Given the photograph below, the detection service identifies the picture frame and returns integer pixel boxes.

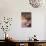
[21,12,32,27]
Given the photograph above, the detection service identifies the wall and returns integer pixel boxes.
[44,15,46,40]
[0,0,46,40]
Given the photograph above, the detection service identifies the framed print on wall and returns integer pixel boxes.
[21,12,32,27]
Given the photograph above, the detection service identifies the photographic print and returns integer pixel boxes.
[21,12,31,27]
